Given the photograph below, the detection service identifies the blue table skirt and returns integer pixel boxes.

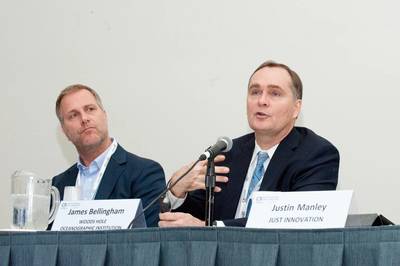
[1,226,399,266]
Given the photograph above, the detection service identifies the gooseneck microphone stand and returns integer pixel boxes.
[205,158,216,226]
[127,159,201,229]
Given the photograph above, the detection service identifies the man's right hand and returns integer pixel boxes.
[169,155,229,198]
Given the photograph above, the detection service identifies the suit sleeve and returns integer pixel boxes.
[132,160,166,227]
[290,142,339,191]
[173,189,207,220]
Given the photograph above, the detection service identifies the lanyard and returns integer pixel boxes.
[75,139,118,200]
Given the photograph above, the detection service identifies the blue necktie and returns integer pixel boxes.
[245,152,269,217]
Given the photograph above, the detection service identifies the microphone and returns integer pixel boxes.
[199,136,233,160]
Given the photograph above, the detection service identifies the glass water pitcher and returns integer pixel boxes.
[11,170,60,230]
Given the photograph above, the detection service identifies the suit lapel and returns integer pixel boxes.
[260,128,301,191]
[219,134,255,217]
[94,145,127,200]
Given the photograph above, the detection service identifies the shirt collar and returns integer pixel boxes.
[253,140,279,160]
[77,138,116,172]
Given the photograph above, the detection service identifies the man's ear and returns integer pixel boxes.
[293,99,302,119]
[60,123,67,136]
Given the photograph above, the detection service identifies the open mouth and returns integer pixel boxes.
[255,112,270,118]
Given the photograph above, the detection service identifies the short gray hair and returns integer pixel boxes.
[55,84,104,122]
[248,60,303,100]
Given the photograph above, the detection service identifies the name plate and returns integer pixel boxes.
[51,199,145,231]
[246,190,353,229]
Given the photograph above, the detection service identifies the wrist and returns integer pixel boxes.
[170,187,186,198]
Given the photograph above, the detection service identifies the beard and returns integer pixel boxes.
[70,129,109,156]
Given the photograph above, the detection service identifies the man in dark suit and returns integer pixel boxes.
[52,84,165,227]
[159,60,339,227]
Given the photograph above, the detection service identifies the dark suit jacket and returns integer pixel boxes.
[176,127,339,226]
[52,144,166,227]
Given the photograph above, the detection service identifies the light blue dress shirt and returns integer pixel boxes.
[76,143,112,200]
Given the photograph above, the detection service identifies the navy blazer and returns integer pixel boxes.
[176,127,339,226]
[52,144,166,227]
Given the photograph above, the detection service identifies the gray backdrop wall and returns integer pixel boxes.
[1,0,399,228]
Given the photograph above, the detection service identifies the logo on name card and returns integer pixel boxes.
[61,202,80,208]
[255,195,279,202]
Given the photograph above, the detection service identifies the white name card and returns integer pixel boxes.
[246,190,353,229]
[51,199,145,231]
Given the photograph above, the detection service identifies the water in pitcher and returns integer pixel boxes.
[12,194,50,230]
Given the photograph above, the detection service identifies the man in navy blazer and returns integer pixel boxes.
[52,84,165,227]
[159,60,339,227]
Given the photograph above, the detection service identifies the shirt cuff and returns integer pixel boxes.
[215,220,225,227]
[166,190,187,210]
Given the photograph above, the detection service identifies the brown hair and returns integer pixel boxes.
[55,84,104,122]
[248,60,303,99]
